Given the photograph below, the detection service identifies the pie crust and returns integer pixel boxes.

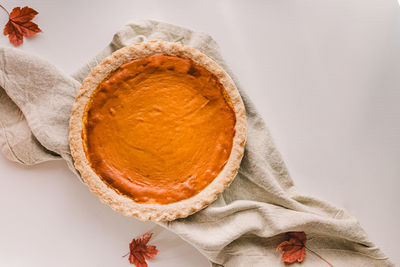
[69,40,246,221]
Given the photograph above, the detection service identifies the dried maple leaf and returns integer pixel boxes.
[277,232,307,263]
[3,6,42,46]
[124,232,158,267]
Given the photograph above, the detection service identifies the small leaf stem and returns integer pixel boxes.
[0,4,9,16]
[305,246,334,267]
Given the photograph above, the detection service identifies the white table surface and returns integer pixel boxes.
[1,0,399,266]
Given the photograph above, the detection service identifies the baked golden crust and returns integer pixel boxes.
[69,40,246,221]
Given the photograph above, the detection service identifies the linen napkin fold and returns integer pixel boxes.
[0,20,393,266]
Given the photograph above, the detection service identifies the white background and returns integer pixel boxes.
[0,0,399,266]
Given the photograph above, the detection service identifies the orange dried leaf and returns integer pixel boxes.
[277,232,306,263]
[124,232,158,267]
[3,6,41,46]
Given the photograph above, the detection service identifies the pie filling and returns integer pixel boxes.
[82,55,236,204]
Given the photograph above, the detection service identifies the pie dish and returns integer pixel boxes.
[69,40,246,221]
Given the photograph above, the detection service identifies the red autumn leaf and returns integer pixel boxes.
[277,232,307,263]
[3,6,41,46]
[124,232,158,267]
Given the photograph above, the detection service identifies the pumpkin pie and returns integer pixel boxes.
[69,40,246,221]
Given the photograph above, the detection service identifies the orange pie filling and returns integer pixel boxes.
[82,55,236,204]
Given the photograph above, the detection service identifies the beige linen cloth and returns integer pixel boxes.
[0,20,393,266]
